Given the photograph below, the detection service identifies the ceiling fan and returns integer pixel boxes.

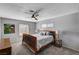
[24,8,42,20]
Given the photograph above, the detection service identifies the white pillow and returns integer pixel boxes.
[46,32,49,35]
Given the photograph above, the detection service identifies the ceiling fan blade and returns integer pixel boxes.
[36,8,43,13]
[24,11,33,14]
[35,14,39,17]
[29,10,35,12]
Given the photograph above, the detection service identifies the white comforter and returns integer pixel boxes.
[32,34,53,50]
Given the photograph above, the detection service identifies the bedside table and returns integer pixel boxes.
[55,40,62,47]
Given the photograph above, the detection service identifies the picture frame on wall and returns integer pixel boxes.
[4,24,15,34]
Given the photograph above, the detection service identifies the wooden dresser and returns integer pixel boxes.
[0,38,12,55]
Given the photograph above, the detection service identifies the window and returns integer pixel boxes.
[19,24,29,36]
[41,23,54,29]
[47,23,54,27]
[42,24,47,28]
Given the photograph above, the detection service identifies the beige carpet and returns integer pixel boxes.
[12,42,79,55]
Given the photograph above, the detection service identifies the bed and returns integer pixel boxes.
[22,30,57,54]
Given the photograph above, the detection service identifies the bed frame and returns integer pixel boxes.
[22,30,58,54]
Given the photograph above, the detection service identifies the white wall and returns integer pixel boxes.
[1,18,36,43]
[75,13,79,31]
[53,13,78,32]
[37,12,79,51]
[0,18,1,40]
[37,12,79,32]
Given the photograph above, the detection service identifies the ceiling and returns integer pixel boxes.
[0,3,79,22]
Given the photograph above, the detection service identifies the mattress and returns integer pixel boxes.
[32,34,53,50]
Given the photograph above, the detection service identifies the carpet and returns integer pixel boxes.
[12,42,79,55]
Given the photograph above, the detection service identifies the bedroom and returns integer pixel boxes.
[0,3,79,55]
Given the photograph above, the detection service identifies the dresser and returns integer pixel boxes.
[0,38,12,55]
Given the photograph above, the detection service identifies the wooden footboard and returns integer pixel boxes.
[22,34,37,53]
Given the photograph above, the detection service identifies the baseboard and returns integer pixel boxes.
[62,45,79,53]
